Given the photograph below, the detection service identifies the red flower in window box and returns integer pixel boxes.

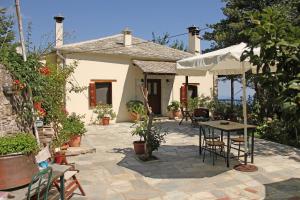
[39,66,51,76]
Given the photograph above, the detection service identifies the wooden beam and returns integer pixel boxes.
[90,79,117,82]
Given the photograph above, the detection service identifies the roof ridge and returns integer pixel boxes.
[59,34,123,48]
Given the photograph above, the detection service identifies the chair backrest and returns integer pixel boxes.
[27,167,53,200]
[194,108,209,118]
[201,125,216,141]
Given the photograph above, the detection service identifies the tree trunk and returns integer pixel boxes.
[140,86,153,159]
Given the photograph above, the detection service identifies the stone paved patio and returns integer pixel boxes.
[70,121,300,200]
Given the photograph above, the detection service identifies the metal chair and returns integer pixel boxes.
[230,133,249,159]
[202,126,226,165]
[26,167,53,200]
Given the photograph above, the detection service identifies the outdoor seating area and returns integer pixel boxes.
[63,122,300,200]
[1,1,299,199]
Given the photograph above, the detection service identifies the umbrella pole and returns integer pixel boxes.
[242,62,248,165]
[234,62,257,172]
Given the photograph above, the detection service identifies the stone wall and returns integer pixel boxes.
[0,64,20,136]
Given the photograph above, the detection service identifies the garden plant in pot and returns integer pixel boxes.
[167,101,181,119]
[126,100,145,121]
[93,104,116,125]
[61,113,87,147]
[131,120,147,154]
[0,133,39,190]
[52,133,69,164]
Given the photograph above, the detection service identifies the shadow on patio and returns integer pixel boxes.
[264,178,300,199]
[111,145,240,179]
[155,120,199,138]
[254,139,300,162]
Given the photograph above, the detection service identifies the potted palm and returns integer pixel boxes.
[126,100,145,121]
[167,101,181,119]
[61,113,86,147]
[0,133,39,190]
[93,104,116,125]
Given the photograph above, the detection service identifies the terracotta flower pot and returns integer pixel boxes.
[129,112,140,121]
[133,141,145,155]
[102,117,110,125]
[168,111,175,119]
[173,110,181,118]
[0,154,39,190]
[69,135,81,147]
[54,152,66,164]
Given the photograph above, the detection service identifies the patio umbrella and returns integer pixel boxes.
[177,42,260,166]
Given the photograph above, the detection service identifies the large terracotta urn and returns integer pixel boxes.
[0,154,39,190]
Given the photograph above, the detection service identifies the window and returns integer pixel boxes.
[89,80,115,107]
[188,85,198,98]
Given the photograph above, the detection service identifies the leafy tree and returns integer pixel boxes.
[242,6,300,146]
[0,8,14,47]
[152,32,186,51]
[203,0,298,51]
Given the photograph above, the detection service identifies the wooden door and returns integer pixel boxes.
[147,79,161,114]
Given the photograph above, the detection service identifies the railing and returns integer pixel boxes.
[218,99,242,105]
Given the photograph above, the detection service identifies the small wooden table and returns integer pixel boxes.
[198,120,256,167]
[4,164,71,200]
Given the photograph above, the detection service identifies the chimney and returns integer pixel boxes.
[122,27,132,47]
[187,25,200,55]
[54,15,64,47]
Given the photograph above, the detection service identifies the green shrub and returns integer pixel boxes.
[61,113,86,138]
[131,120,147,141]
[0,133,39,155]
[126,100,145,115]
[167,101,180,111]
[93,104,116,120]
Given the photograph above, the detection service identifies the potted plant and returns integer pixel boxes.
[131,120,147,154]
[93,104,116,125]
[61,113,86,147]
[167,101,181,119]
[52,133,69,164]
[126,100,145,121]
[0,133,39,190]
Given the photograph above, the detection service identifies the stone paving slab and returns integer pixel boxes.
[69,121,300,200]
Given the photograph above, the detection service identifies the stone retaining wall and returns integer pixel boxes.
[0,64,20,136]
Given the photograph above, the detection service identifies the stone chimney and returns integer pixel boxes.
[122,27,132,47]
[187,25,200,55]
[54,15,64,47]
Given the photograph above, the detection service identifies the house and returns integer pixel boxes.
[50,16,215,123]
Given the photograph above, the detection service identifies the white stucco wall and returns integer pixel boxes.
[65,53,140,123]
[64,53,214,123]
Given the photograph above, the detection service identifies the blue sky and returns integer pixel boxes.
[1,0,253,99]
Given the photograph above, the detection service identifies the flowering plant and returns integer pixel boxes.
[39,66,51,76]
[13,79,26,91]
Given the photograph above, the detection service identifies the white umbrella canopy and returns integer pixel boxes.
[176,42,260,165]
[177,42,260,76]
